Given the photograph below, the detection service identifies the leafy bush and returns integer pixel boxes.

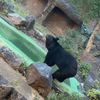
[47,90,67,100]
[58,29,84,59]
[92,79,100,89]
[78,61,92,79]
[47,90,84,100]
[87,88,100,100]
[69,0,100,22]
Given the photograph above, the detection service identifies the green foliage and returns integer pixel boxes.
[0,0,7,16]
[4,0,29,17]
[66,93,84,100]
[69,0,100,23]
[78,61,92,79]
[87,88,100,100]
[0,9,8,16]
[47,90,84,100]
[47,92,67,100]
[0,0,4,4]
[92,79,100,89]
[58,29,84,59]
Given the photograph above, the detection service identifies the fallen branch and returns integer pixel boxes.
[85,18,100,52]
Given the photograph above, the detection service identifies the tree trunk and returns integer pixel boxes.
[85,18,100,52]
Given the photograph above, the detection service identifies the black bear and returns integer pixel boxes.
[44,35,77,82]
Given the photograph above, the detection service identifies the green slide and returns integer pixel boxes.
[0,18,83,97]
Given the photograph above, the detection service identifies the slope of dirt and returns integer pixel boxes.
[23,0,48,17]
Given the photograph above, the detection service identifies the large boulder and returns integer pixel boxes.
[0,0,5,11]
[10,89,27,100]
[83,71,100,100]
[56,0,82,26]
[0,46,22,69]
[7,13,36,31]
[0,75,12,99]
[84,71,100,91]
[25,15,36,31]
[80,52,100,78]
[26,62,52,97]
[0,15,12,25]
[0,57,44,100]
[0,75,27,100]
[34,29,46,42]
[7,13,26,25]
[94,33,100,51]
[3,2,14,11]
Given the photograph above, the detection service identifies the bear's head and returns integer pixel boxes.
[46,35,59,50]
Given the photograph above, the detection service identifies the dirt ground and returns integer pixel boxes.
[23,0,48,17]
[23,1,78,36]
[43,7,78,35]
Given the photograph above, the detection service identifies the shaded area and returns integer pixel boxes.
[42,7,78,35]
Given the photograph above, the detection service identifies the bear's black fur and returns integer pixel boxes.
[44,35,77,82]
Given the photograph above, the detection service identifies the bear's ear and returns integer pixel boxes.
[56,37,59,41]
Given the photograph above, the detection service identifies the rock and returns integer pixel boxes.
[0,75,13,99]
[80,24,91,37]
[90,45,98,52]
[0,46,22,69]
[4,2,14,10]
[75,72,84,83]
[84,71,100,91]
[25,15,36,31]
[0,75,27,100]
[0,0,5,11]
[0,75,32,100]
[0,15,12,25]
[95,34,100,40]
[7,13,36,31]
[78,35,87,46]
[84,71,100,100]
[11,89,27,100]
[0,57,44,100]
[80,52,100,78]
[34,29,46,42]
[94,34,100,50]
[77,83,83,91]
[26,62,52,97]
[56,0,82,26]
[87,20,97,31]
[7,13,26,25]
[90,45,100,57]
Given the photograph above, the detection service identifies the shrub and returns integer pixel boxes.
[59,29,84,59]
[87,88,100,100]
[69,0,100,23]
[47,91,84,100]
[78,61,92,79]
